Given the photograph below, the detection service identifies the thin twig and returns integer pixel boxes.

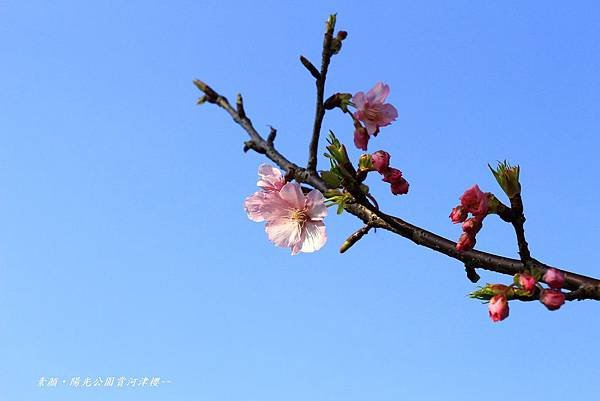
[509,194,532,263]
[306,14,336,173]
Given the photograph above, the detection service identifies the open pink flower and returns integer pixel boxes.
[460,185,488,216]
[244,164,286,222]
[488,295,509,322]
[244,165,327,255]
[264,183,327,255]
[352,82,398,138]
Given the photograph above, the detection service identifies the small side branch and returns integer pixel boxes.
[464,262,480,283]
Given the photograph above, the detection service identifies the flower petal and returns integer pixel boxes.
[244,191,267,222]
[367,82,390,104]
[380,103,398,123]
[306,190,327,220]
[265,218,302,249]
[299,221,327,253]
[257,164,284,191]
[278,182,305,210]
[352,92,366,109]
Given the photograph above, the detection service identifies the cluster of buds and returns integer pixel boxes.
[471,268,567,322]
[369,150,409,195]
[540,268,566,310]
[449,185,490,252]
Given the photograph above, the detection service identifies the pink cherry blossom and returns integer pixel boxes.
[488,295,509,322]
[540,289,566,311]
[449,206,468,223]
[460,185,489,217]
[264,182,327,255]
[352,82,398,138]
[244,165,327,255]
[256,164,285,192]
[543,268,565,289]
[371,150,390,173]
[518,272,537,293]
[244,164,286,222]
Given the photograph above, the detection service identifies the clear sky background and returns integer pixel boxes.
[1,1,600,400]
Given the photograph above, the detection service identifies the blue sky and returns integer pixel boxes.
[1,1,600,400]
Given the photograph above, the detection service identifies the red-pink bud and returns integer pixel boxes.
[460,184,489,217]
[353,126,369,151]
[390,178,409,195]
[371,150,391,173]
[382,167,403,183]
[456,233,476,252]
[449,206,468,223]
[543,268,565,289]
[540,289,565,311]
[461,217,483,235]
[518,272,537,293]
[488,295,509,322]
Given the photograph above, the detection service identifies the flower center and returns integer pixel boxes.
[290,208,309,225]
[365,107,379,121]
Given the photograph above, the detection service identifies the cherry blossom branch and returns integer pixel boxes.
[305,14,338,173]
[193,79,600,301]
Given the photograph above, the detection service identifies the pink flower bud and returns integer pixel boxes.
[449,206,468,223]
[371,150,390,173]
[382,167,402,183]
[459,184,489,217]
[461,217,483,235]
[540,289,566,311]
[518,272,537,293]
[543,268,565,289]
[353,126,369,151]
[456,233,476,252]
[390,178,409,195]
[488,295,509,322]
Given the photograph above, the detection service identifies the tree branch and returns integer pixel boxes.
[193,80,600,302]
[306,14,336,173]
[509,193,532,263]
